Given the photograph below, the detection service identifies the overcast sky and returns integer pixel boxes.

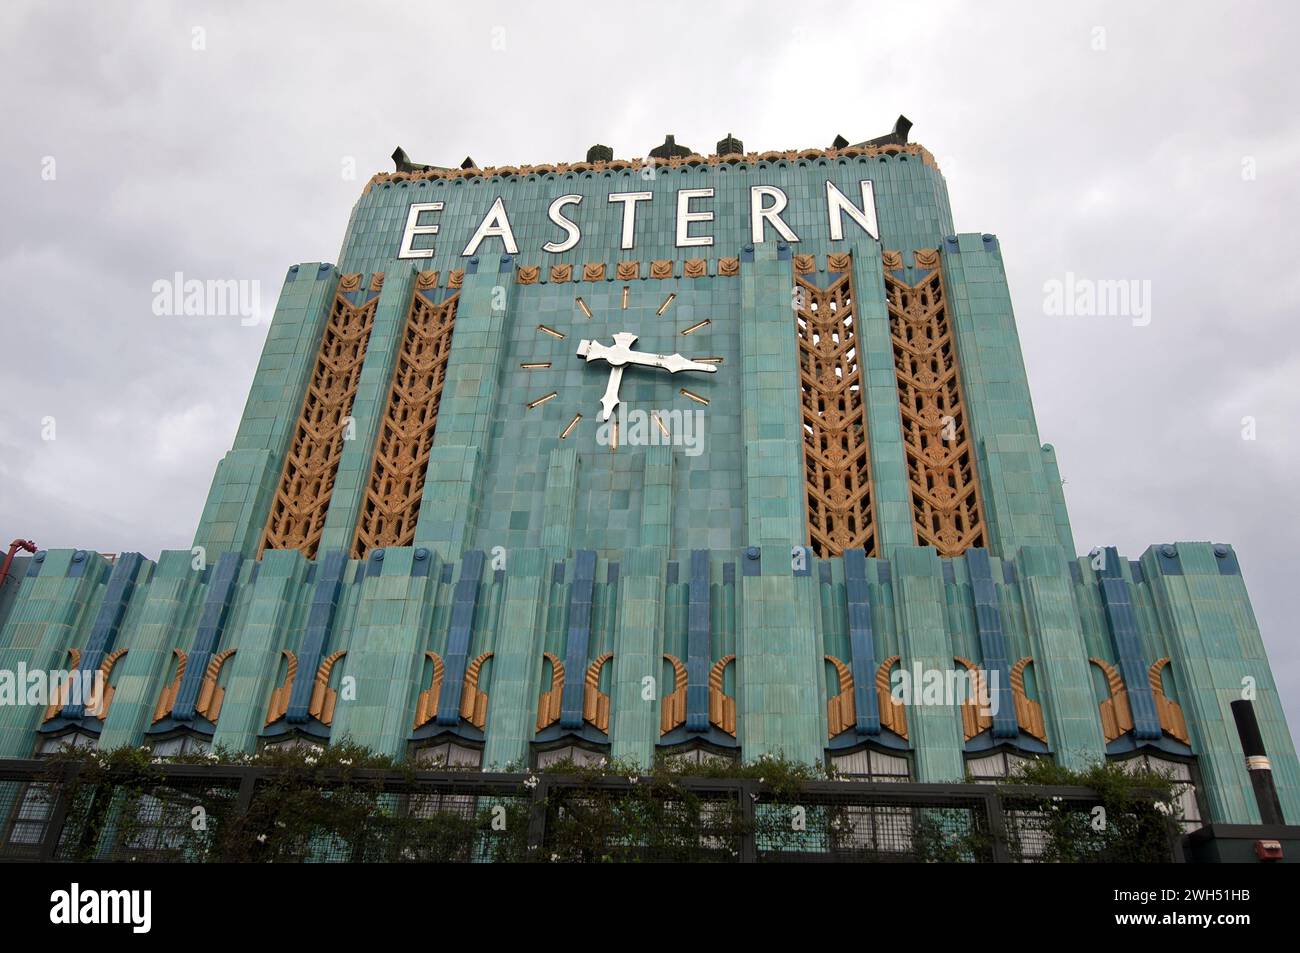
[2,1,1297,737]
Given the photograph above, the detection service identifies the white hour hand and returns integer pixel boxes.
[599,366,624,421]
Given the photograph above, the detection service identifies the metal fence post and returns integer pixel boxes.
[985,791,1013,863]
[233,768,258,815]
[739,779,757,863]
[37,761,81,862]
[217,768,260,862]
[526,775,549,859]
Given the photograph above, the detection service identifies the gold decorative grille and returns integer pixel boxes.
[260,279,377,558]
[351,285,460,557]
[885,251,985,555]
[795,269,876,557]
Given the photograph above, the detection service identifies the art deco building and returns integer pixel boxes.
[1,120,1295,832]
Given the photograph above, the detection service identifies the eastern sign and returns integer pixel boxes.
[397,179,880,259]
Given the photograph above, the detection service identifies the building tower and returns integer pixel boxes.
[1,120,1295,829]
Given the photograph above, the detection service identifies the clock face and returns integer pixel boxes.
[476,277,742,554]
[518,283,724,449]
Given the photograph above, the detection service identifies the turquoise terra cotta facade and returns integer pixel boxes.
[0,133,1295,828]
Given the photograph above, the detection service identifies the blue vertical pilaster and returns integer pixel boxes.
[61,553,145,720]
[559,550,597,729]
[1098,547,1161,740]
[686,550,711,732]
[966,548,1018,739]
[172,552,243,721]
[843,549,880,736]
[285,550,349,724]
[435,549,486,726]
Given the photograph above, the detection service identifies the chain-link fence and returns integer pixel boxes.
[0,761,1178,863]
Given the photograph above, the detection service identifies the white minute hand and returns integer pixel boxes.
[595,334,717,374]
[578,334,718,374]
[618,349,717,374]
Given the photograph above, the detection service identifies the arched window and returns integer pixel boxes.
[965,750,1040,782]
[4,782,55,852]
[36,730,98,755]
[4,732,99,853]
[533,743,607,770]
[824,748,915,855]
[830,747,911,781]
[259,736,324,756]
[150,733,210,758]
[408,742,485,834]
[965,750,1053,858]
[662,743,740,769]
[1115,753,1203,831]
[412,740,482,770]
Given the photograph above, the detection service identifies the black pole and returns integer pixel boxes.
[1230,700,1285,825]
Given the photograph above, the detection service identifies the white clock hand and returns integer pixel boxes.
[618,349,717,374]
[577,335,634,365]
[577,335,717,374]
[599,366,624,421]
[578,331,717,421]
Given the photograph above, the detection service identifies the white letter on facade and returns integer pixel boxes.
[676,188,714,248]
[608,192,653,250]
[750,186,799,243]
[398,202,443,259]
[462,196,520,256]
[543,194,583,253]
[826,179,879,241]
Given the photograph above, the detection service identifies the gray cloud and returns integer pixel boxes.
[2,0,1297,736]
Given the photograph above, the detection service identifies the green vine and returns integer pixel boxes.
[31,743,1179,862]
[995,759,1182,862]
